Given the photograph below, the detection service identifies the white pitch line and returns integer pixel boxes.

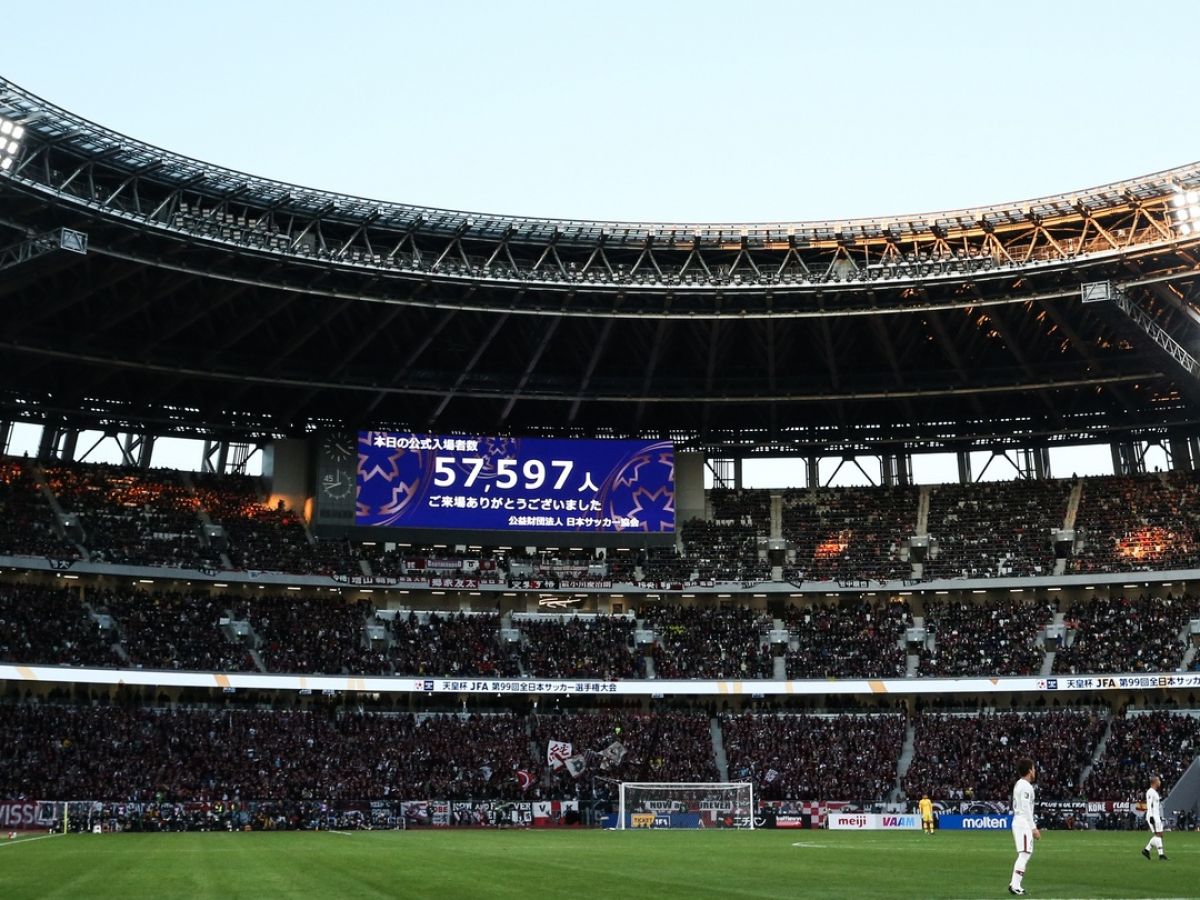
[0,833,62,849]
[330,830,354,836]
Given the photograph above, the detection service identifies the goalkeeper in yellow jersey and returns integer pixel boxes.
[919,794,934,834]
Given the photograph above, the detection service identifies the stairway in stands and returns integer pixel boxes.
[710,718,730,782]
[890,718,918,802]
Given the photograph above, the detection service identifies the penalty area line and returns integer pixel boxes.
[330,831,354,836]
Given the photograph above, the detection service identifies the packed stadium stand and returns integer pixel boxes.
[782,600,909,679]
[781,486,916,582]
[722,712,905,802]
[902,709,1109,801]
[924,480,1070,579]
[5,72,1200,836]
[918,597,1051,677]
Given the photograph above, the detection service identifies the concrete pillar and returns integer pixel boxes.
[59,429,79,463]
[1169,437,1193,472]
[733,457,744,490]
[956,450,972,485]
[37,424,60,461]
[674,451,707,525]
[806,455,819,490]
[262,439,312,515]
[138,434,156,469]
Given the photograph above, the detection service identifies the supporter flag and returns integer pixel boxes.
[547,740,573,770]
[565,755,587,779]
[765,768,779,784]
[480,765,493,782]
[516,770,534,792]
[600,740,626,768]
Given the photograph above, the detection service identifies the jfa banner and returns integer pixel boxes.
[356,432,674,534]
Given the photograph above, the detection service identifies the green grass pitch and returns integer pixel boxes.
[0,829,1194,899]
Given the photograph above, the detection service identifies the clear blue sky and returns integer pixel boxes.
[2,1,1192,482]
[7,0,1198,223]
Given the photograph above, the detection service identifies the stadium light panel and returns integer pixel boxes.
[0,115,22,172]
[1170,188,1200,234]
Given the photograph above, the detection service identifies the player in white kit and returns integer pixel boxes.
[1009,757,1040,896]
[1141,775,1168,861]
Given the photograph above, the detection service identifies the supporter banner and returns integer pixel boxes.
[828,813,921,830]
[331,574,401,586]
[937,814,1013,831]
[429,577,479,589]
[0,801,56,828]
[356,432,675,534]
[4,664,1200,696]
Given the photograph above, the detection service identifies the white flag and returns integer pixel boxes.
[765,768,779,784]
[565,755,587,778]
[547,740,573,770]
[600,740,626,767]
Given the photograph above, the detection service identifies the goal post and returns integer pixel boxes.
[617,782,755,830]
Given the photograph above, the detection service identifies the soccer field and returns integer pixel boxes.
[0,829,1194,899]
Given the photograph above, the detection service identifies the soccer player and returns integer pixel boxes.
[1142,775,1168,861]
[1009,757,1040,896]
[918,793,934,835]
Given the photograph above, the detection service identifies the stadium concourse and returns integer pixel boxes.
[4,74,1200,841]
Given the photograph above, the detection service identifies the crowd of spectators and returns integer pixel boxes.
[95,590,254,672]
[1055,594,1197,674]
[902,710,1107,801]
[532,710,718,794]
[13,459,1200,584]
[193,473,353,575]
[1085,711,1200,800]
[925,479,1069,579]
[781,486,916,582]
[783,600,908,679]
[237,595,385,675]
[2,698,1197,808]
[1072,473,1200,573]
[0,704,538,802]
[516,615,641,679]
[644,606,774,679]
[722,713,905,801]
[708,489,771,532]
[679,519,766,582]
[388,612,520,678]
[918,597,1051,677]
[0,460,77,559]
[44,463,212,568]
[0,583,114,667]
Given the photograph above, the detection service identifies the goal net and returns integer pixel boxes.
[618,782,755,829]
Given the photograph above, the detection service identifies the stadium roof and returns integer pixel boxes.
[3,75,1200,453]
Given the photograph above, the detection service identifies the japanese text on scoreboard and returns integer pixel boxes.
[355,432,674,533]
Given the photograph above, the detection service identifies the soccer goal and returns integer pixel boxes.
[617,782,755,830]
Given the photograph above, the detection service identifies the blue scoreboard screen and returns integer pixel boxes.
[355,432,675,534]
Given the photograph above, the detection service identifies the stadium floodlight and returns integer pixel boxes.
[0,114,24,173]
[1169,188,1200,235]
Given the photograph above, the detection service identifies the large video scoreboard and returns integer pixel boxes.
[312,431,675,545]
